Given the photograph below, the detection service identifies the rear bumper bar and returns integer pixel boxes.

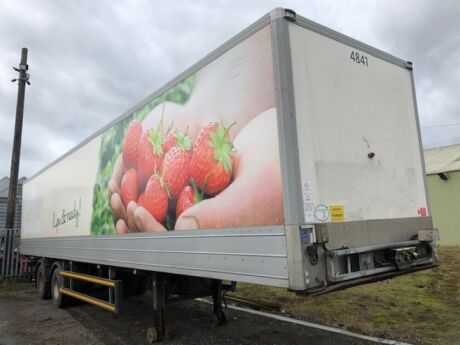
[300,262,438,296]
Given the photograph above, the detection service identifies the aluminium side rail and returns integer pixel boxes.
[21,227,289,288]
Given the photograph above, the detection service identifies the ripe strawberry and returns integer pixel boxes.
[162,134,192,198]
[139,175,168,223]
[138,129,164,189]
[122,120,143,169]
[163,130,190,154]
[163,132,177,153]
[137,192,145,207]
[176,181,203,217]
[190,121,235,196]
[120,168,138,208]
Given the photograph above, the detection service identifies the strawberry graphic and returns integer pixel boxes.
[120,168,138,208]
[139,175,168,223]
[138,129,164,189]
[176,181,203,217]
[122,120,143,169]
[137,192,145,207]
[163,132,177,154]
[163,130,190,154]
[190,121,235,196]
[162,134,192,198]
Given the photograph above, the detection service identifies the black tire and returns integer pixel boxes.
[36,263,51,300]
[51,265,69,308]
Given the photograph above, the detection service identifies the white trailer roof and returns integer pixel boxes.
[424,144,460,174]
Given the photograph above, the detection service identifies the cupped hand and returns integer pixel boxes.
[109,200,169,232]
[109,107,283,233]
[108,156,130,233]
[175,108,283,230]
[109,102,197,234]
[109,152,167,233]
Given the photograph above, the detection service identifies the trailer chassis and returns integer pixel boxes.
[33,257,230,343]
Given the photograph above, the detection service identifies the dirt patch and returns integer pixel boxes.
[0,281,374,345]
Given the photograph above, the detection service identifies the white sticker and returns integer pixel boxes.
[315,204,329,222]
[302,181,315,222]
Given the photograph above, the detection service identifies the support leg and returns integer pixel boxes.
[147,272,166,343]
[211,279,226,326]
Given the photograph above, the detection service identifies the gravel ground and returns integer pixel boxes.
[0,281,375,345]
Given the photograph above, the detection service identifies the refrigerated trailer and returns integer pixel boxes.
[20,8,438,342]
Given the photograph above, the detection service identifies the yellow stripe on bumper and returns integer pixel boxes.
[59,287,116,312]
[60,270,115,288]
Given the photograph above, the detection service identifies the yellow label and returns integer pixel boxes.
[329,205,344,222]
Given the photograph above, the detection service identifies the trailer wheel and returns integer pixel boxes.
[146,325,170,343]
[51,266,69,308]
[146,326,158,343]
[36,263,51,300]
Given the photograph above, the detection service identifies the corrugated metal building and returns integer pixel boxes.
[0,176,26,231]
[425,144,460,245]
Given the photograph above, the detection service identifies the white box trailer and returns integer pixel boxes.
[20,8,438,342]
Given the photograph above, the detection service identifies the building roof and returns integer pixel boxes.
[0,177,9,196]
[424,144,460,175]
[0,176,27,198]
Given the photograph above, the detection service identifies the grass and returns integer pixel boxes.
[229,246,460,345]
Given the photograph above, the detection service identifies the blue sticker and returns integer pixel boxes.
[300,228,311,245]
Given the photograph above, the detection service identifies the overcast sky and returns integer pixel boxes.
[1,0,459,178]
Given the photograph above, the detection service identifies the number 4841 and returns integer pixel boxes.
[350,51,368,66]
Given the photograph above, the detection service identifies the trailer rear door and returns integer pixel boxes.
[289,23,429,224]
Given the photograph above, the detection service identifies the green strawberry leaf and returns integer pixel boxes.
[210,121,236,173]
[175,131,192,150]
[190,178,204,203]
[149,128,164,155]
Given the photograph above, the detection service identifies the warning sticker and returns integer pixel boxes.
[329,205,344,222]
[418,207,427,217]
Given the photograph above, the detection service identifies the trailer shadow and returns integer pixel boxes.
[64,290,374,345]
[0,282,374,345]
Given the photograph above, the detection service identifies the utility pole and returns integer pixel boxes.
[5,48,30,230]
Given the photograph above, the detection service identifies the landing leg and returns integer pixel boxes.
[147,272,166,343]
[211,279,226,326]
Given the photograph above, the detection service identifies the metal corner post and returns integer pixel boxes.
[270,10,304,226]
[408,66,432,216]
